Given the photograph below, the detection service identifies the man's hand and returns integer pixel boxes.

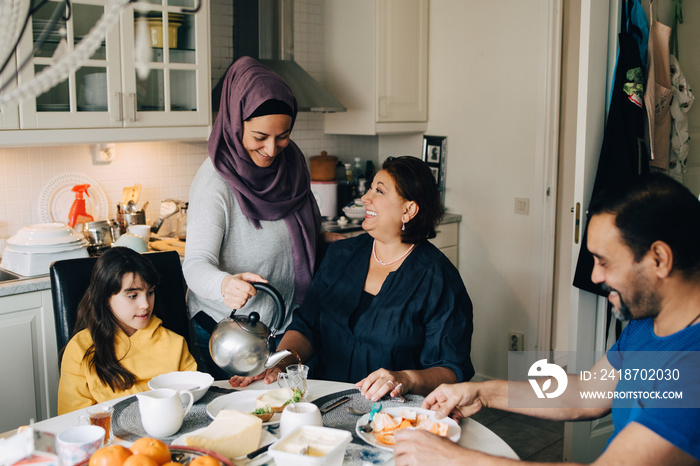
[394,429,474,465]
[423,382,483,420]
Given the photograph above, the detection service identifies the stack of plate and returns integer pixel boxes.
[1,223,89,277]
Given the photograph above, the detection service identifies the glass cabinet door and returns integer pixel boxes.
[121,0,209,127]
[16,0,122,128]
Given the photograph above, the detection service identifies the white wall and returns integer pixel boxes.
[426,1,556,379]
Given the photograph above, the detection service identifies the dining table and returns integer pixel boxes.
[7,379,519,465]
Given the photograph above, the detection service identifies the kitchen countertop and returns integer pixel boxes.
[1,213,462,298]
[325,211,462,233]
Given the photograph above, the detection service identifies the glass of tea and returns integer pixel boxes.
[81,404,114,444]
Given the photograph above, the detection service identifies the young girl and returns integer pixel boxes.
[58,247,197,414]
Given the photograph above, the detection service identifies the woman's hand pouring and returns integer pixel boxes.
[221,272,268,309]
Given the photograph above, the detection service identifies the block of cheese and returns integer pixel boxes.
[255,387,293,413]
[184,410,262,459]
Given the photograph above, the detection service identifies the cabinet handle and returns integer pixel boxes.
[112,92,123,122]
[379,96,387,118]
[127,93,137,122]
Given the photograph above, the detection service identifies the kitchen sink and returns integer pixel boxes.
[0,268,22,282]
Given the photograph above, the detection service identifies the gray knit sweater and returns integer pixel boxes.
[183,158,296,331]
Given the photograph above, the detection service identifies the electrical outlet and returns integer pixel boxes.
[91,143,116,164]
[509,332,524,352]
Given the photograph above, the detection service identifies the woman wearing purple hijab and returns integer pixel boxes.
[183,57,322,379]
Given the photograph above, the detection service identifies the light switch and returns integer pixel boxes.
[515,197,530,215]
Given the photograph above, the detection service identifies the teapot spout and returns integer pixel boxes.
[265,350,292,369]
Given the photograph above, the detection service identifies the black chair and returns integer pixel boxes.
[50,250,191,358]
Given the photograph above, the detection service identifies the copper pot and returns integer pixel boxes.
[309,151,338,181]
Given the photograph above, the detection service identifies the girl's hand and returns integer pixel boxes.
[221,272,267,309]
[356,368,407,402]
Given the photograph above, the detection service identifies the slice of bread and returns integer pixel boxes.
[255,387,294,413]
[184,409,262,459]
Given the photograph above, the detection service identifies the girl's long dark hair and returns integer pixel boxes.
[73,247,159,391]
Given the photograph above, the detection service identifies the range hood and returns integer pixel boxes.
[213,0,346,113]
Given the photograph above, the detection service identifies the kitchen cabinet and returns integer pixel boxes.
[0,289,59,433]
[0,0,210,146]
[323,0,429,135]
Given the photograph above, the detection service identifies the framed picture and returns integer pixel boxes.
[430,167,439,182]
[422,135,447,205]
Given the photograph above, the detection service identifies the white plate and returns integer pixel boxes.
[355,407,461,451]
[206,390,281,425]
[171,427,277,459]
[38,173,109,224]
[5,239,89,253]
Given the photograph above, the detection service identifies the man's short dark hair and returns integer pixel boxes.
[589,174,700,279]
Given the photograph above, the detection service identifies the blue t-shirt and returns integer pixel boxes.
[606,318,700,459]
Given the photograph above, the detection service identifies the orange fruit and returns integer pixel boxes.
[123,454,159,466]
[129,438,171,466]
[189,456,220,466]
[374,432,395,445]
[89,445,133,466]
[162,462,182,466]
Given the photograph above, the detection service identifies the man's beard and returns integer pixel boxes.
[601,270,660,322]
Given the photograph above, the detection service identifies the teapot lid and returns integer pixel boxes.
[231,312,270,337]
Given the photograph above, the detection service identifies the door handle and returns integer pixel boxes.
[574,202,581,244]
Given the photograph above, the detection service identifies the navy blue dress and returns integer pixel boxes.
[287,233,474,383]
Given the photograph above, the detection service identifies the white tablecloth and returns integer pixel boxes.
[18,379,519,463]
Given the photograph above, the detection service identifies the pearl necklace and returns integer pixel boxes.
[372,240,415,266]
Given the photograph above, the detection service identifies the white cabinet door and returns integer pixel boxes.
[2,0,210,144]
[376,0,428,123]
[0,290,59,433]
[324,0,429,135]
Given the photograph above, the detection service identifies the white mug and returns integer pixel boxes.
[56,425,105,466]
[127,224,151,241]
[279,402,322,438]
[137,388,194,438]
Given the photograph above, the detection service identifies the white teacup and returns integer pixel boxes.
[279,402,322,438]
[113,233,148,253]
[56,425,105,466]
[137,388,194,438]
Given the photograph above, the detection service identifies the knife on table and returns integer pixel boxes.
[320,395,351,414]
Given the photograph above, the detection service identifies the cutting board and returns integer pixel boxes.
[150,238,186,256]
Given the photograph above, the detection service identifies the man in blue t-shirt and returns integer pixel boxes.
[393,174,700,465]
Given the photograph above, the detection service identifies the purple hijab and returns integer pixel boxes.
[208,56,321,304]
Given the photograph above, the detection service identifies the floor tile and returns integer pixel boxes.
[469,407,510,427]
[487,415,563,459]
[507,411,566,435]
[527,438,564,462]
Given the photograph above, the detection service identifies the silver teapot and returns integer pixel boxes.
[209,282,292,377]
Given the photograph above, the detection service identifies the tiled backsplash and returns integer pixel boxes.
[0,0,379,239]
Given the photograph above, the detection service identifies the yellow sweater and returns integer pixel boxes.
[58,316,197,414]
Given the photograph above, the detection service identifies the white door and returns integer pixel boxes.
[562,0,622,461]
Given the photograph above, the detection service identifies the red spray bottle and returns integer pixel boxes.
[67,184,94,228]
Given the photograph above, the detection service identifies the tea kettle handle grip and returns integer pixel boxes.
[252,282,286,332]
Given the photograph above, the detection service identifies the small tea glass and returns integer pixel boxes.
[277,364,309,401]
[79,404,114,444]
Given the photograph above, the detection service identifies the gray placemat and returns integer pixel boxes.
[112,386,236,443]
[312,388,425,444]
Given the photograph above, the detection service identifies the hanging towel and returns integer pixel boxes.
[644,2,673,170]
[573,0,649,295]
[667,54,695,181]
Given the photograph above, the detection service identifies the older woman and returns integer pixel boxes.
[230,156,473,399]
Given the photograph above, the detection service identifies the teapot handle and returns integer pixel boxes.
[252,282,286,333]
